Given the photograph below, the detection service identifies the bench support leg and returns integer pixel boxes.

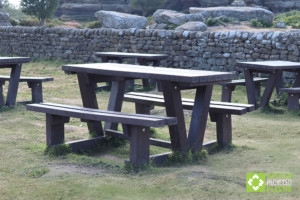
[210,113,232,147]
[127,125,150,168]
[46,114,70,146]
[0,81,5,106]
[287,93,300,111]
[28,82,43,103]
[221,86,235,102]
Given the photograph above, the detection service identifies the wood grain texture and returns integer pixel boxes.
[62,63,236,84]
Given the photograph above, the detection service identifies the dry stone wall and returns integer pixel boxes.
[0,26,300,80]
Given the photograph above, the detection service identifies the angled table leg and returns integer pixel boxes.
[275,70,283,94]
[104,80,126,130]
[137,58,150,88]
[259,71,280,109]
[188,85,213,152]
[0,80,5,106]
[161,81,189,153]
[6,64,22,106]
[293,71,300,87]
[244,69,257,107]
[77,72,103,136]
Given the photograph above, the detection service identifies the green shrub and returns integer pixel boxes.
[9,18,19,26]
[274,10,300,29]
[250,19,272,28]
[88,21,102,29]
[206,17,221,26]
[19,18,39,27]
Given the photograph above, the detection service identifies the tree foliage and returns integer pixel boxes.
[130,0,166,16]
[21,0,59,26]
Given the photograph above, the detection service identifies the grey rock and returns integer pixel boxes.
[244,0,300,12]
[275,21,286,29]
[95,11,147,29]
[153,9,205,25]
[190,6,274,24]
[61,3,102,20]
[175,22,207,32]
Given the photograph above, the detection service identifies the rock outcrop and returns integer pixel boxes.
[165,0,235,10]
[153,9,205,25]
[244,0,300,13]
[95,11,147,29]
[175,21,207,31]
[60,0,129,20]
[190,6,274,24]
[0,2,10,26]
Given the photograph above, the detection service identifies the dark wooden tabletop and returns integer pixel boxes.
[62,63,236,84]
[0,57,31,66]
[95,52,168,60]
[237,61,300,71]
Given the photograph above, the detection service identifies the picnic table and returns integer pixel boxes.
[0,57,31,106]
[238,61,300,109]
[62,63,235,152]
[95,52,168,88]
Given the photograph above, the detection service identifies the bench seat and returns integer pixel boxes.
[27,103,177,167]
[279,87,300,111]
[124,92,255,147]
[0,75,53,104]
[218,77,268,102]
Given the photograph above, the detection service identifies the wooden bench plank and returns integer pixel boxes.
[27,103,177,127]
[279,87,300,93]
[124,93,250,115]
[218,77,268,87]
[0,75,54,82]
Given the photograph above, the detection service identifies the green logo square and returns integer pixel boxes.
[247,173,265,192]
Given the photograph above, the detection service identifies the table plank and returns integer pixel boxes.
[0,57,31,66]
[95,52,168,60]
[62,63,236,84]
[238,60,300,71]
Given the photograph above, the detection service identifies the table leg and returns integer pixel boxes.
[6,64,22,106]
[275,70,283,94]
[188,85,213,152]
[77,72,103,136]
[259,71,280,109]
[137,58,150,88]
[104,80,126,130]
[0,80,5,106]
[244,69,257,107]
[161,81,189,153]
[293,71,300,87]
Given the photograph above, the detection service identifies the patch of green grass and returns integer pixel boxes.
[28,168,49,178]
[274,10,300,29]
[250,19,272,28]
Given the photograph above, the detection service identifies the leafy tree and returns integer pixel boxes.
[21,0,59,26]
[130,0,166,16]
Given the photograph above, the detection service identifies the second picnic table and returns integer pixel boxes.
[95,52,168,88]
[62,63,235,152]
[238,60,300,109]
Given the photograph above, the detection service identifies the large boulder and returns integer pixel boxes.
[244,0,300,13]
[95,11,147,29]
[101,0,130,13]
[190,6,274,24]
[175,22,207,31]
[153,9,205,25]
[196,0,235,7]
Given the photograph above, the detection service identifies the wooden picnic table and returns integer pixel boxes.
[237,61,300,109]
[0,57,31,106]
[95,52,168,88]
[62,63,235,152]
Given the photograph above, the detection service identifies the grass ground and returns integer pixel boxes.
[0,60,299,200]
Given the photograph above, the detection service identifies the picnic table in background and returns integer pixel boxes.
[237,61,300,109]
[0,57,31,106]
[62,63,236,153]
[95,52,168,89]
